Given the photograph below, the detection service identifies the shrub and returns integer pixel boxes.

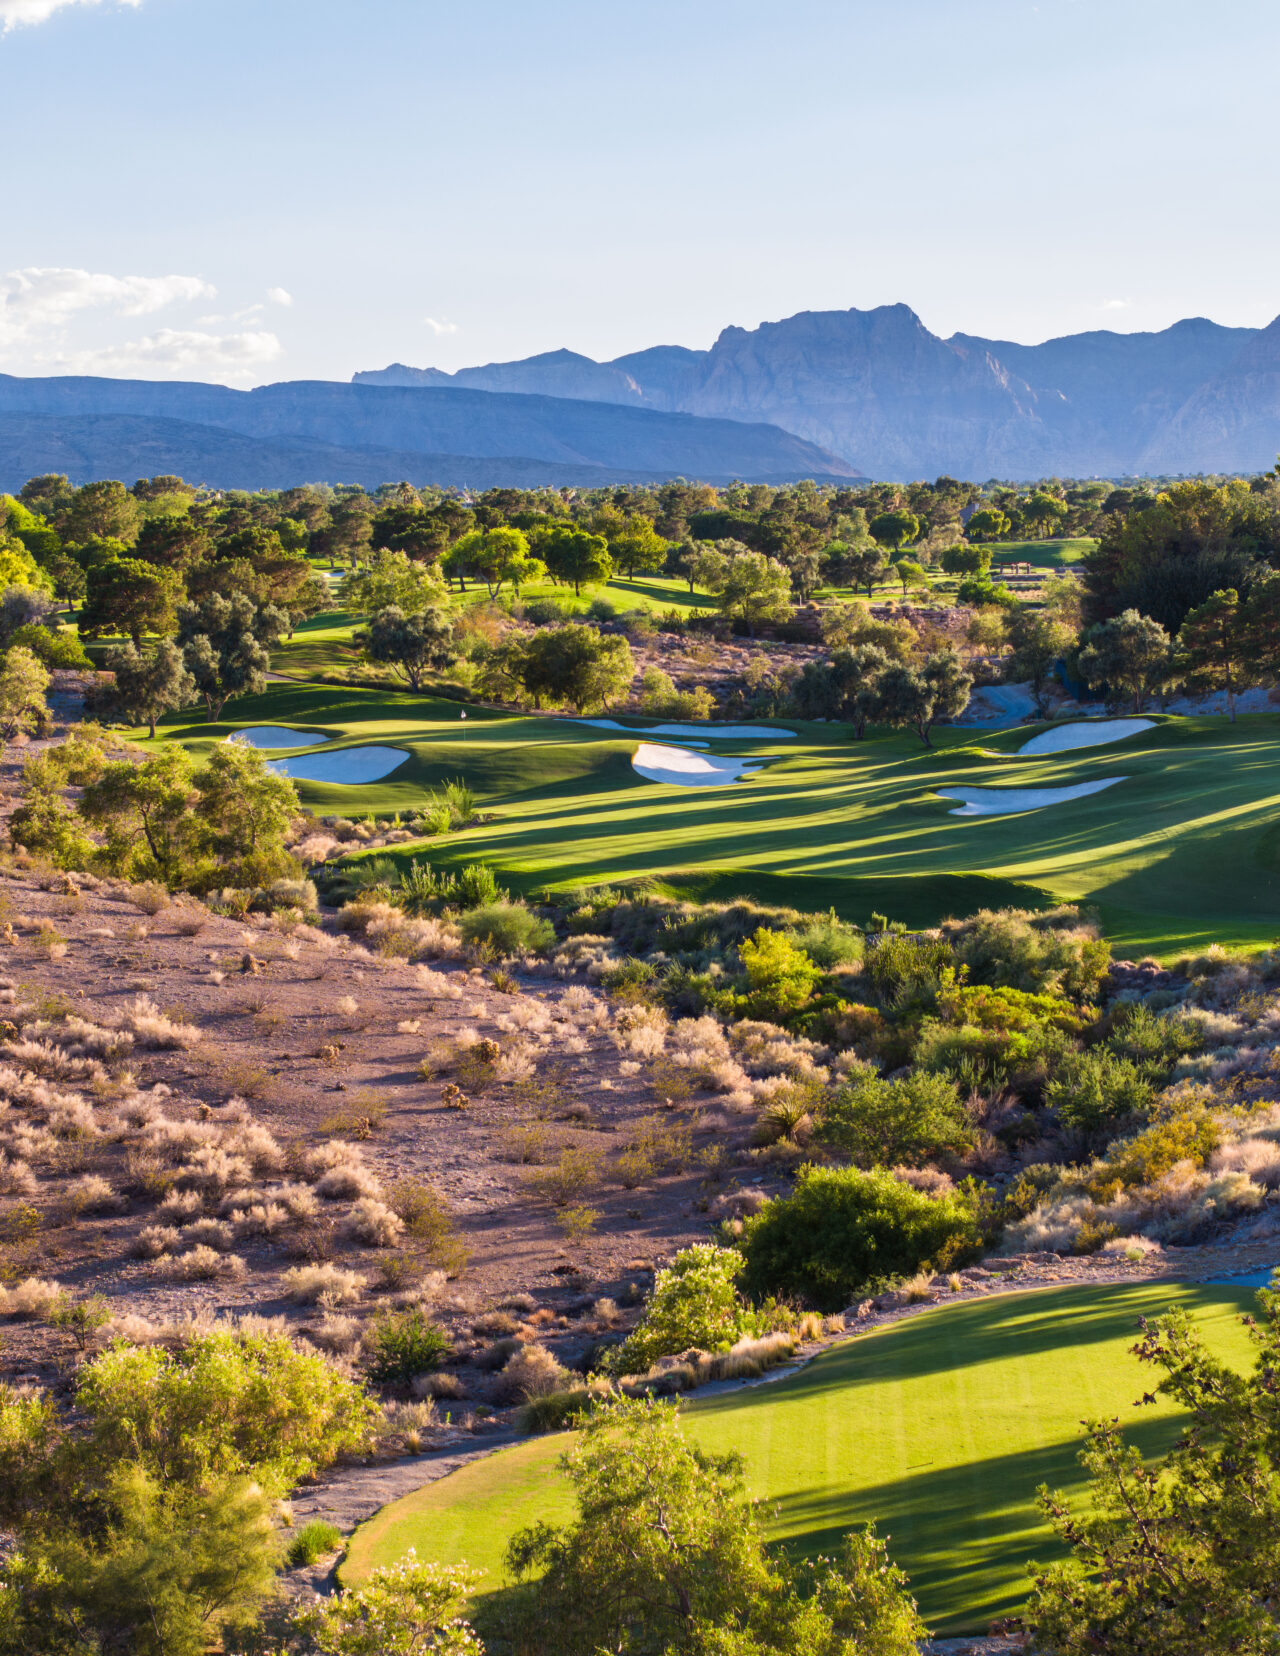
[364,1309,452,1385]
[817,1070,974,1168]
[518,1385,596,1435]
[459,900,554,956]
[286,1518,344,1568]
[1105,1002,1204,1076]
[523,1145,602,1206]
[386,1179,468,1271]
[165,1244,246,1281]
[292,1551,482,1656]
[738,1164,981,1311]
[1048,1051,1155,1144]
[862,933,955,1009]
[341,1198,406,1248]
[788,915,864,969]
[282,1263,366,1305]
[738,927,820,1018]
[496,1342,571,1402]
[944,906,1111,999]
[609,1244,766,1373]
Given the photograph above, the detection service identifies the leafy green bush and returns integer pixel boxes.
[1104,1002,1203,1076]
[862,933,955,1009]
[286,1518,343,1567]
[738,1165,981,1311]
[459,900,554,955]
[524,597,569,625]
[456,862,504,908]
[943,906,1111,999]
[606,1244,775,1374]
[817,1070,974,1168]
[364,1310,452,1385]
[738,927,820,1018]
[787,914,864,969]
[1047,1051,1155,1143]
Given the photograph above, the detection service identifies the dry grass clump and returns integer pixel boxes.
[2,1038,107,1086]
[522,1144,602,1206]
[305,1313,364,1355]
[0,1150,37,1195]
[341,1198,406,1248]
[158,1186,204,1222]
[1212,1136,1280,1187]
[117,995,201,1050]
[0,1276,63,1318]
[132,1223,182,1258]
[413,1370,466,1401]
[180,1217,234,1251]
[163,1244,247,1282]
[496,1342,571,1402]
[282,1262,366,1305]
[613,1004,667,1059]
[34,1016,134,1062]
[66,1173,125,1214]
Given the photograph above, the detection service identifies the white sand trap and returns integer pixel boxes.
[939,778,1125,817]
[579,719,794,740]
[267,746,409,784]
[632,742,764,788]
[1017,718,1153,757]
[228,726,333,749]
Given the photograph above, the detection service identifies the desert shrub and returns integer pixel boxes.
[0,1276,63,1318]
[608,1244,770,1374]
[459,900,554,955]
[525,597,570,625]
[518,1385,597,1435]
[282,1263,366,1305]
[341,1198,406,1248]
[738,927,820,1019]
[1105,1002,1204,1076]
[285,1518,344,1568]
[497,1342,571,1402]
[290,1552,483,1656]
[944,906,1111,999]
[75,1326,377,1490]
[817,1070,974,1167]
[523,1145,602,1206]
[1100,1110,1221,1189]
[364,1309,452,1385]
[1048,1051,1156,1144]
[862,933,955,1009]
[165,1244,246,1281]
[738,1164,981,1311]
[386,1178,468,1271]
[787,914,864,969]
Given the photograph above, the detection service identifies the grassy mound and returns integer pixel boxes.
[341,1281,1257,1633]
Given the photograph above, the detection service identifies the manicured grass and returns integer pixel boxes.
[341,1281,1258,1632]
[163,685,1280,959]
[978,537,1095,570]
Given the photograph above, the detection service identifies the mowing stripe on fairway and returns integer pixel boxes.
[340,1280,1259,1633]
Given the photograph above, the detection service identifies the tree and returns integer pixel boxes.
[868,511,920,554]
[1178,587,1252,721]
[195,742,300,887]
[104,639,197,738]
[1027,1287,1280,1656]
[360,605,457,691]
[80,558,185,647]
[370,502,445,564]
[344,548,448,617]
[78,745,205,884]
[504,1396,925,1656]
[535,525,613,595]
[965,507,1009,543]
[607,1245,761,1375]
[61,479,141,546]
[289,1552,484,1656]
[520,626,634,712]
[0,647,49,741]
[1004,607,1076,718]
[842,541,888,598]
[1078,609,1173,713]
[448,527,543,597]
[176,592,288,722]
[695,548,793,635]
[872,649,972,747]
[940,544,992,576]
[608,515,669,581]
[1023,492,1069,539]
[894,559,927,596]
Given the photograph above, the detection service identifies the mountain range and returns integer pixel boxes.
[356,304,1280,480]
[0,375,855,493]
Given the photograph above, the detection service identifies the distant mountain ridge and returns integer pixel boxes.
[0,375,856,492]
[357,305,1280,479]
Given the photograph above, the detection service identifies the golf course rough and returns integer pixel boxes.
[340,1281,1259,1633]
[165,686,1280,959]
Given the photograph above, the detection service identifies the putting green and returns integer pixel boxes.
[164,684,1280,959]
[341,1281,1258,1632]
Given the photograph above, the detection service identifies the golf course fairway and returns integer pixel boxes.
[341,1281,1260,1632]
[167,684,1280,958]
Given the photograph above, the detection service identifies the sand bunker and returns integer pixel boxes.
[939,778,1125,817]
[228,726,333,749]
[1017,719,1153,757]
[267,746,409,785]
[632,743,764,788]
[580,719,794,740]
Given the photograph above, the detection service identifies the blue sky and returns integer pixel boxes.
[3,0,1279,383]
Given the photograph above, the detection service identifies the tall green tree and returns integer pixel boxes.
[80,559,185,648]
[176,592,287,721]
[1178,587,1252,720]
[1078,609,1174,713]
[1004,607,1076,717]
[345,548,448,616]
[195,742,300,886]
[872,649,972,747]
[608,515,669,581]
[868,511,920,554]
[104,639,196,738]
[964,506,1010,543]
[520,626,634,711]
[534,525,613,594]
[360,605,457,690]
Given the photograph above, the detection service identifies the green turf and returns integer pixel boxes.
[162,686,1280,958]
[978,538,1095,570]
[340,1281,1257,1632]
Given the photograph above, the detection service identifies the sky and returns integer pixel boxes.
[3,0,1280,385]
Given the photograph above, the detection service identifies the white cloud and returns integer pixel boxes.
[424,316,458,336]
[1101,298,1130,311]
[54,328,284,378]
[266,287,293,307]
[0,266,214,346]
[1,0,141,31]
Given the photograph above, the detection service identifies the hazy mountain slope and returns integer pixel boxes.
[355,305,1280,479]
[0,375,857,484]
[0,413,717,492]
